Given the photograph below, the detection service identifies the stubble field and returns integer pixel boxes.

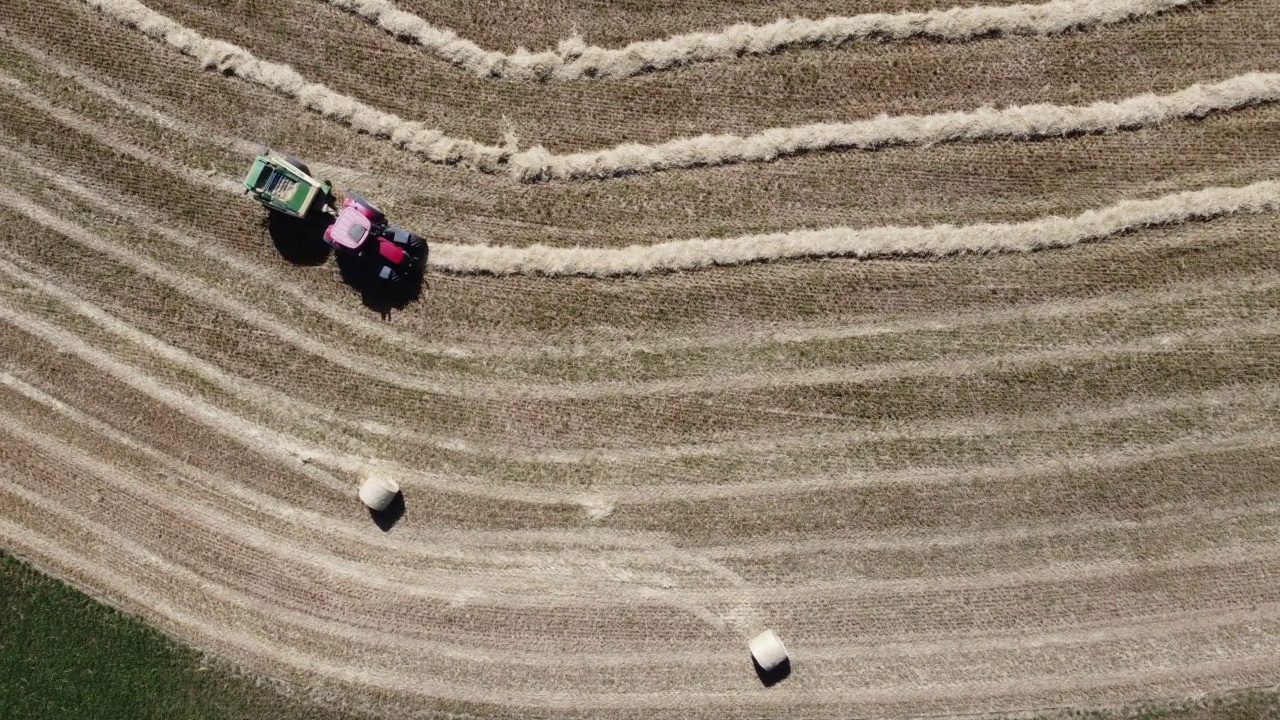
[0,0,1278,717]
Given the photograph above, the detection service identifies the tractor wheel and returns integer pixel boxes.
[390,227,425,254]
[282,154,311,175]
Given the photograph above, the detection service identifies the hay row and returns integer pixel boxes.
[429,180,1280,276]
[10,168,1276,471]
[19,54,1273,285]
[80,0,1280,184]
[79,0,513,171]
[324,0,1194,81]
[509,73,1280,181]
[8,182,1274,496]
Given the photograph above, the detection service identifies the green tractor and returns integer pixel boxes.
[242,152,335,219]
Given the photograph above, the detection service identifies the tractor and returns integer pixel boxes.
[243,152,425,283]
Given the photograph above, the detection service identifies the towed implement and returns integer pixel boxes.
[243,151,425,283]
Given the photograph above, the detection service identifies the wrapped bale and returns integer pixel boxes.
[359,475,400,511]
[748,629,789,672]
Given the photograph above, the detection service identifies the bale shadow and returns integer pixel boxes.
[753,657,791,687]
[367,492,405,532]
[265,211,332,266]
[334,248,426,319]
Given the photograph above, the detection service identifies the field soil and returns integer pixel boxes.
[0,0,1277,718]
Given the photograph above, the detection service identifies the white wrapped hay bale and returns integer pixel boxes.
[359,475,400,511]
[748,629,789,672]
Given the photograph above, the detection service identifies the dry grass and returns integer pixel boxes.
[326,0,1196,81]
[75,0,1280,185]
[0,0,1277,718]
[430,180,1280,274]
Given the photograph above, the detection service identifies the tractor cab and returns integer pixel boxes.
[325,191,384,250]
[324,191,425,282]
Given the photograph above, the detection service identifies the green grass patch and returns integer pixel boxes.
[0,550,363,720]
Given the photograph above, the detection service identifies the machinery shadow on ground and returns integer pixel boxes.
[265,211,332,266]
[753,657,791,687]
[335,251,426,320]
[264,211,426,318]
[368,492,406,532]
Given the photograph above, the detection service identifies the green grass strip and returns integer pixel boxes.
[0,550,363,720]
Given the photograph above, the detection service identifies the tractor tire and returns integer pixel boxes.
[282,154,311,175]
[377,263,402,283]
[390,227,425,254]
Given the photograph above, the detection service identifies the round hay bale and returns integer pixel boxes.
[359,475,400,511]
[748,629,788,672]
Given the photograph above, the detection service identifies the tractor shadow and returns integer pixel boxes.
[264,210,426,318]
[265,211,332,266]
[753,657,791,687]
[335,249,426,320]
[368,492,406,532]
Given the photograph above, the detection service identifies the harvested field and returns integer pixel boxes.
[0,0,1277,717]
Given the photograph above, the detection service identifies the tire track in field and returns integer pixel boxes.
[79,0,1280,184]
[10,54,1276,279]
[5,200,1275,485]
[8,378,1275,612]
[512,380,1280,463]
[8,123,1276,371]
[325,0,1194,81]
[517,316,1280,399]
[11,362,1275,569]
[8,1,1278,713]
[11,268,1270,510]
[702,498,1280,558]
[10,173,1275,408]
[5,438,1274,702]
[0,74,240,194]
[7,224,1273,477]
[543,271,1280,358]
[600,427,1280,503]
